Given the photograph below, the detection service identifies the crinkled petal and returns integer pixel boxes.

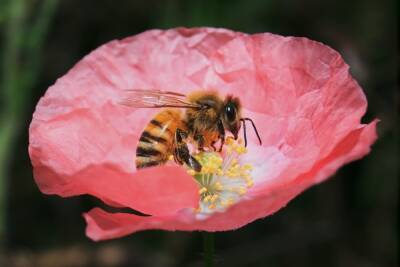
[84,121,377,240]
[30,157,199,216]
[29,27,378,237]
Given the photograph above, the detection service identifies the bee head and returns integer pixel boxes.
[222,95,241,139]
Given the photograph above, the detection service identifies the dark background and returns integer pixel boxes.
[0,0,398,266]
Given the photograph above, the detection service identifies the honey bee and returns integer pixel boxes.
[120,89,262,172]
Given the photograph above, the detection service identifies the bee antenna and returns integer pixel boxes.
[243,118,262,145]
[240,118,248,147]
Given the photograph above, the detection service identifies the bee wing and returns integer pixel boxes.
[119,89,201,109]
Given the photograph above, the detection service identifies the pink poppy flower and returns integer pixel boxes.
[29,27,377,241]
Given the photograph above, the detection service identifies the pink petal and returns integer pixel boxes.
[84,121,376,240]
[29,27,378,237]
[223,34,370,189]
[30,157,199,215]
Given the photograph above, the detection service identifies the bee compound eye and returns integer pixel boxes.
[225,104,236,121]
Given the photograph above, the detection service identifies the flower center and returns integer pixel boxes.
[186,137,254,216]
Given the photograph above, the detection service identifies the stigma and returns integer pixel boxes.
[187,137,254,217]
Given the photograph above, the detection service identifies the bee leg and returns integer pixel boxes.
[175,128,202,172]
[175,128,188,142]
[186,155,202,172]
[173,148,183,165]
[175,144,202,172]
[211,141,217,151]
[174,128,187,165]
[194,133,205,151]
[217,120,225,152]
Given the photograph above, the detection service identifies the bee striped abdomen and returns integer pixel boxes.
[135,109,181,169]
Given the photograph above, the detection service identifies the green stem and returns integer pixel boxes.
[202,232,215,267]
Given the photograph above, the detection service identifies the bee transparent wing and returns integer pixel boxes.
[119,89,201,109]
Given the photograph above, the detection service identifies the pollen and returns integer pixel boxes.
[242,164,253,171]
[226,137,235,145]
[214,181,223,190]
[187,169,196,176]
[208,204,216,210]
[186,138,254,216]
[198,187,208,194]
[235,146,247,154]
[238,187,247,195]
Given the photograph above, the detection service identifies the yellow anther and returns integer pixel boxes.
[209,166,219,174]
[227,166,237,173]
[198,187,207,194]
[214,182,223,191]
[209,154,221,163]
[227,169,236,177]
[230,164,239,170]
[238,187,247,195]
[210,194,219,203]
[242,164,253,170]
[203,195,212,203]
[202,166,210,173]
[236,146,247,154]
[190,138,256,214]
[227,165,240,177]
[168,154,174,161]
[187,169,196,176]
[231,143,238,150]
[226,171,235,178]
[226,137,235,145]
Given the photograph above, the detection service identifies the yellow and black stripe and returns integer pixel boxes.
[135,109,182,169]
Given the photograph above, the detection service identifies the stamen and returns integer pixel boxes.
[187,138,254,216]
[203,195,212,203]
[187,169,196,176]
[198,187,208,194]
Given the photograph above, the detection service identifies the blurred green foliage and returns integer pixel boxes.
[0,0,58,248]
[0,0,397,266]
